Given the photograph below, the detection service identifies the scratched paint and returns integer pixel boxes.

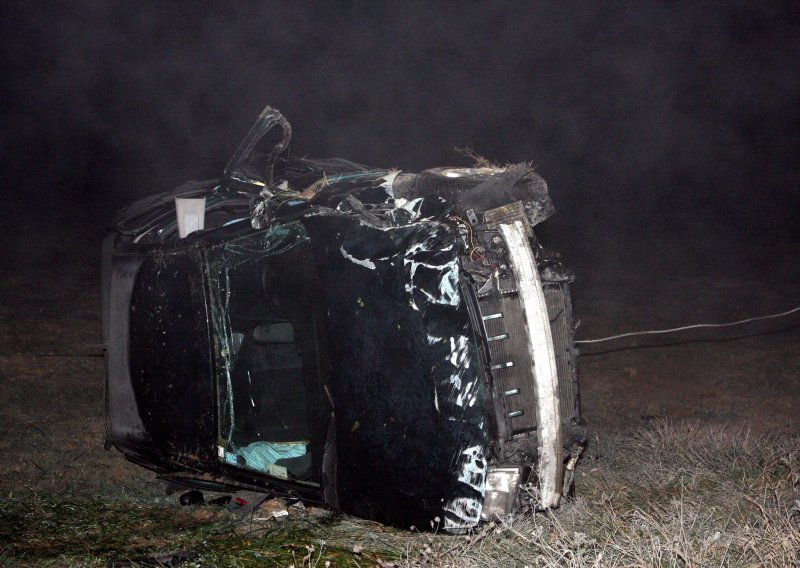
[403,233,461,310]
[339,245,377,269]
[443,445,487,530]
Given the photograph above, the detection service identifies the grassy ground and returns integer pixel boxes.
[2,236,798,566]
[1,421,797,567]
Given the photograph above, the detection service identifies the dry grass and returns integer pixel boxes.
[1,421,798,567]
[454,147,503,169]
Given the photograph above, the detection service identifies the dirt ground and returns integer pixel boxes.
[1,228,798,501]
[575,266,800,435]
[0,234,159,502]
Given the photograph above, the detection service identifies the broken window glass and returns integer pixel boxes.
[207,222,329,486]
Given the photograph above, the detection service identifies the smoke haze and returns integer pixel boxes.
[2,1,799,277]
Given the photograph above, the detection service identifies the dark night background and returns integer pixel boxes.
[2,5,800,550]
[2,1,799,300]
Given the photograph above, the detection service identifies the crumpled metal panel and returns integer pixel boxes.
[304,214,488,530]
[182,211,490,529]
[125,247,216,468]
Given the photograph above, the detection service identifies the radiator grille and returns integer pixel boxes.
[543,283,580,424]
[477,281,579,437]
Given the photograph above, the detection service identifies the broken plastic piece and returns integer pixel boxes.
[227,490,270,515]
[179,490,204,506]
[481,467,522,521]
[175,197,205,238]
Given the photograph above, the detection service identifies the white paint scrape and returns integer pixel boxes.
[403,235,460,309]
[443,444,487,530]
[339,245,376,270]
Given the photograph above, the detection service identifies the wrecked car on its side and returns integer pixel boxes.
[101,106,584,531]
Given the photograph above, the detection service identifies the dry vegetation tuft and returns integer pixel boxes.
[454,147,504,169]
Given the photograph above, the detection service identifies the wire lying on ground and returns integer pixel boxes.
[575,305,800,345]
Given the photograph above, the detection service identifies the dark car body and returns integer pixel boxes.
[102,106,583,531]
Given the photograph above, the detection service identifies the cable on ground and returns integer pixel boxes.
[575,305,800,345]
